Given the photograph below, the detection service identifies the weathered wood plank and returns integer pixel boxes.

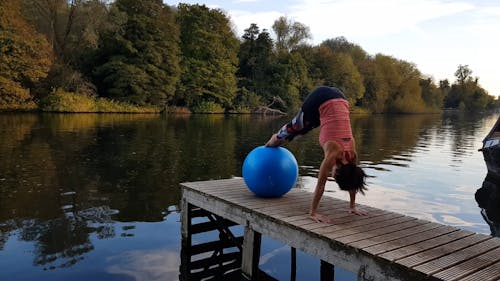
[324,216,414,240]
[457,259,500,281]
[413,237,500,275]
[379,230,474,261]
[336,219,425,244]
[349,221,441,249]
[313,213,403,236]
[396,234,491,268]
[432,246,500,280]
[363,225,458,255]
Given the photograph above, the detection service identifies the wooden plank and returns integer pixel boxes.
[363,225,457,255]
[250,195,314,211]
[325,216,414,240]
[349,221,440,249]
[457,259,500,281]
[432,246,500,280]
[283,209,396,232]
[254,196,351,222]
[283,203,383,228]
[220,193,298,209]
[301,208,389,231]
[413,237,500,275]
[280,203,357,223]
[380,230,474,261]
[336,219,424,244]
[396,234,491,268]
[313,212,403,234]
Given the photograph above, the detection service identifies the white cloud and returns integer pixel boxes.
[233,0,262,3]
[229,10,284,35]
[287,0,475,41]
[107,249,180,281]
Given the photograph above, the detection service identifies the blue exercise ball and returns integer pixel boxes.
[242,146,298,198]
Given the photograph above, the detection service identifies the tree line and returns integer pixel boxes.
[1,0,498,113]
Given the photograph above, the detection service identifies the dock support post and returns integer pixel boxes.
[320,260,335,281]
[180,198,191,242]
[241,225,261,281]
[179,198,191,281]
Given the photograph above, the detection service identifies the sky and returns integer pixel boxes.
[166,0,500,97]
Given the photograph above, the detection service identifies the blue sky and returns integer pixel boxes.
[166,0,500,97]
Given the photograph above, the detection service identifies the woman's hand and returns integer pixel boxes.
[265,134,287,147]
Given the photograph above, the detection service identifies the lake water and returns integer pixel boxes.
[0,112,498,281]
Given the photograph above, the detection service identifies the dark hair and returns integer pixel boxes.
[334,163,368,194]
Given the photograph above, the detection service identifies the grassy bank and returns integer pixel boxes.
[38,89,160,113]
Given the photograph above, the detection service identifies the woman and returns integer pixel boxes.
[266,86,367,223]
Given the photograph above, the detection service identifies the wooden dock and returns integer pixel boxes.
[180,178,500,281]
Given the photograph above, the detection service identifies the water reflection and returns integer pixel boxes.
[0,112,497,279]
[475,175,500,237]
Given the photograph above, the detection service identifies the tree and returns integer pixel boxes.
[0,0,52,109]
[91,0,180,106]
[455,64,473,85]
[272,16,311,53]
[176,4,239,108]
[321,37,369,65]
[237,24,277,105]
[420,77,444,110]
[444,65,494,111]
[22,0,109,96]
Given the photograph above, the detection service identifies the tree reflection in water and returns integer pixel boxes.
[0,112,497,276]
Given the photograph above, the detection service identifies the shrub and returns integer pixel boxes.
[191,101,225,114]
[39,88,160,113]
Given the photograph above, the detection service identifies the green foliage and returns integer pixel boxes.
[22,0,108,97]
[443,65,493,111]
[272,16,311,52]
[39,88,159,112]
[321,37,369,65]
[39,88,95,112]
[91,0,180,106]
[1,3,498,114]
[191,101,225,114]
[306,46,364,104]
[232,87,264,110]
[176,4,239,108]
[237,25,278,104]
[420,78,444,110]
[265,52,308,112]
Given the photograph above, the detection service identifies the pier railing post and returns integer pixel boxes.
[241,225,261,281]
